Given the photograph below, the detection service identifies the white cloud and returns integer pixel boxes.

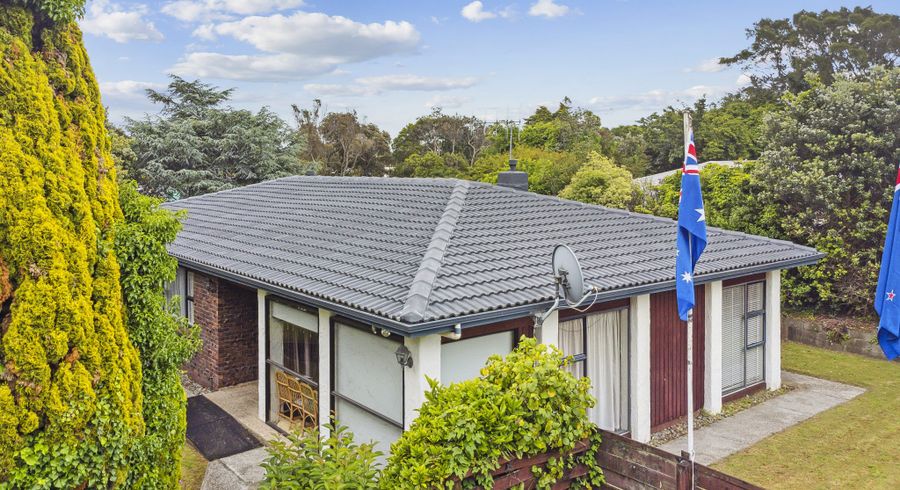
[736,73,752,86]
[99,80,163,99]
[461,1,496,22]
[589,85,728,113]
[684,57,725,73]
[170,12,420,81]
[192,23,217,40]
[80,0,163,43]
[528,0,571,18]
[161,0,305,23]
[304,74,478,96]
[425,95,471,109]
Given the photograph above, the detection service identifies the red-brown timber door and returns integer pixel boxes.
[650,287,705,431]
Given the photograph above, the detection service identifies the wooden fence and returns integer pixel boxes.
[455,430,762,489]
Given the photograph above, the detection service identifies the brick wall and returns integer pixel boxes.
[186,271,258,390]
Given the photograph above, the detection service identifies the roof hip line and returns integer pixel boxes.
[399,180,471,323]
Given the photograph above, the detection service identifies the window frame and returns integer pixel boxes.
[330,316,405,431]
[558,305,631,434]
[722,280,767,395]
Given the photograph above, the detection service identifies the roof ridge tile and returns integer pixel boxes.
[399,180,471,322]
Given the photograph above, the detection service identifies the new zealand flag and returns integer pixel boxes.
[874,165,900,360]
[675,128,707,321]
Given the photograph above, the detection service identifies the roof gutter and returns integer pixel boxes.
[178,251,824,338]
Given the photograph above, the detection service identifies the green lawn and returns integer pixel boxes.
[713,342,900,489]
[180,442,208,490]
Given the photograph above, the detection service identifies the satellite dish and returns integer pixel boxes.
[552,245,586,304]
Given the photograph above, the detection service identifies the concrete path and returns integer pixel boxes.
[659,371,865,465]
[200,447,268,490]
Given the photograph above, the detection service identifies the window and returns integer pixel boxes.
[441,331,515,385]
[332,321,403,457]
[722,281,766,394]
[164,267,194,323]
[558,308,630,433]
[266,300,319,432]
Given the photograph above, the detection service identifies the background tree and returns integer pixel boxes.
[319,111,392,176]
[721,7,900,94]
[520,97,614,157]
[558,152,634,209]
[0,2,144,485]
[392,109,487,166]
[469,146,582,196]
[393,152,468,179]
[754,68,900,313]
[124,76,306,199]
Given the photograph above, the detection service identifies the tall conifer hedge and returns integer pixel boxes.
[0,2,195,487]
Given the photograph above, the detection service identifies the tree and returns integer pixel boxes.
[609,125,650,177]
[392,109,487,166]
[756,68,900,313]
[469,146,582,196]
[0,3,143,485]
[722,7,900,94]
[294,101,392,176]
[520,97,613,157]
[125,76,305,199]
[697,94,772,162]
[393,152,468,179]
[559,152,635,209]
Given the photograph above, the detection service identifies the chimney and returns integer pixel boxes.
[497,158,528,191]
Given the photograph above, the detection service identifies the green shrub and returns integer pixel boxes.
[261,424,382,489]
[380,337,604,489]
[114,181,200,488]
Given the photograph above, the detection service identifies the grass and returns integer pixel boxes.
[180,442,208,490]
[713,342,900,489]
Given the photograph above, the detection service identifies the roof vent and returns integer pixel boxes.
[497,158,528,191]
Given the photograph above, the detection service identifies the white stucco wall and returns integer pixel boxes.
[765,270,782,389]
[257,289,268,421]
[317,309,332,435]
[630,294,651,443]
[403,334,441,429]
[704,281,723,414]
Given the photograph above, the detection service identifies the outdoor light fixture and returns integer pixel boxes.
[395,345,413,368]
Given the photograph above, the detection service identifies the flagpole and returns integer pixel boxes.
[683,111,695,488]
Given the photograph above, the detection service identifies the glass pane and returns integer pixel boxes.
[283,323,319,380]
[334,323,403,423]
[584,309,629,432]
[722,285,745,392]
[335,398,401,462]
[746,314,764,345]
[268,365,319,433]
[746,345,764,385]
[559,319,584,378]
[747,282,764,311]
[441,331,514,385]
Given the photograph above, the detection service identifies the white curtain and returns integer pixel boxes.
[585,309,628,432]
[559,319,584,378]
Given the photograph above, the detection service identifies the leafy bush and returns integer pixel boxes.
[559,152,634,209]
[380,337,603,489]
[261,424,382,489]
[114,181,200,488]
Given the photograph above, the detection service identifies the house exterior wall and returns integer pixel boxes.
[649,286,705,431]
[186,270,258,390]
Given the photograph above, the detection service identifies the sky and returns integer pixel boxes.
[81,0,900,136]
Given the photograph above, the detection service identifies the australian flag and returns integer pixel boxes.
[874,165,900,360]
[675,127,707,321]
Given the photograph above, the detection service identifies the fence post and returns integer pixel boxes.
[676,450,694,490]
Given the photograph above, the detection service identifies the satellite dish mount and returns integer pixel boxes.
[537,245,599,325]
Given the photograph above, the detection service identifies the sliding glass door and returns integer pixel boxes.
[559,308,630,432]
[267,300,319,432]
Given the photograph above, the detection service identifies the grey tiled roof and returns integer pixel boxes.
[164,176,822,330]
